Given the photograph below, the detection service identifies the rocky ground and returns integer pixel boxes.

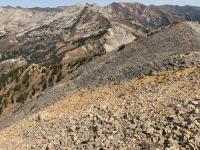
[0,63,200,149]
[0,3,200,150]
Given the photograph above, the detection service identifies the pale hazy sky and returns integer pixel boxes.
[0,0,199,7]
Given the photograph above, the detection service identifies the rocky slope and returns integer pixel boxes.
[0,2,200,149]
[1,21,200,133]
[0,55,200,149]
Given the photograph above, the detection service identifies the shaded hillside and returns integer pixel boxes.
[155,5,200,23]
[103,3,200,30]
[104,2,171,29]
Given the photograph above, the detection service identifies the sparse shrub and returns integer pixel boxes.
[56,71,62,82]
[42,81,47,91]
[41,68,47,74]
[0,74,8,89]
[32,86,36,96]
[11,69,20,82]
[11,98,14,104]
[3,98,8,108]
[14,84,21,91]
[25,81,29,88]
[48,76,54,86]
[22,71,29,84]
[16,93,28,104]
[0,95,3,105]
[0,106,3,114]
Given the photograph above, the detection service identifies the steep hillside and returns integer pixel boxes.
[154,5,200,23]
[0,58,200,149]
[1,21,200,130]
[0,5,82,37]
[0,3,200,149]
[103,3,200,29]
[103,2,171,29]
[0,4,147,120]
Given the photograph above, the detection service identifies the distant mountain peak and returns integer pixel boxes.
[2,5,15,9]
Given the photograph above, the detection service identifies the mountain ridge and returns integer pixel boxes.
[0,2,200,149]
